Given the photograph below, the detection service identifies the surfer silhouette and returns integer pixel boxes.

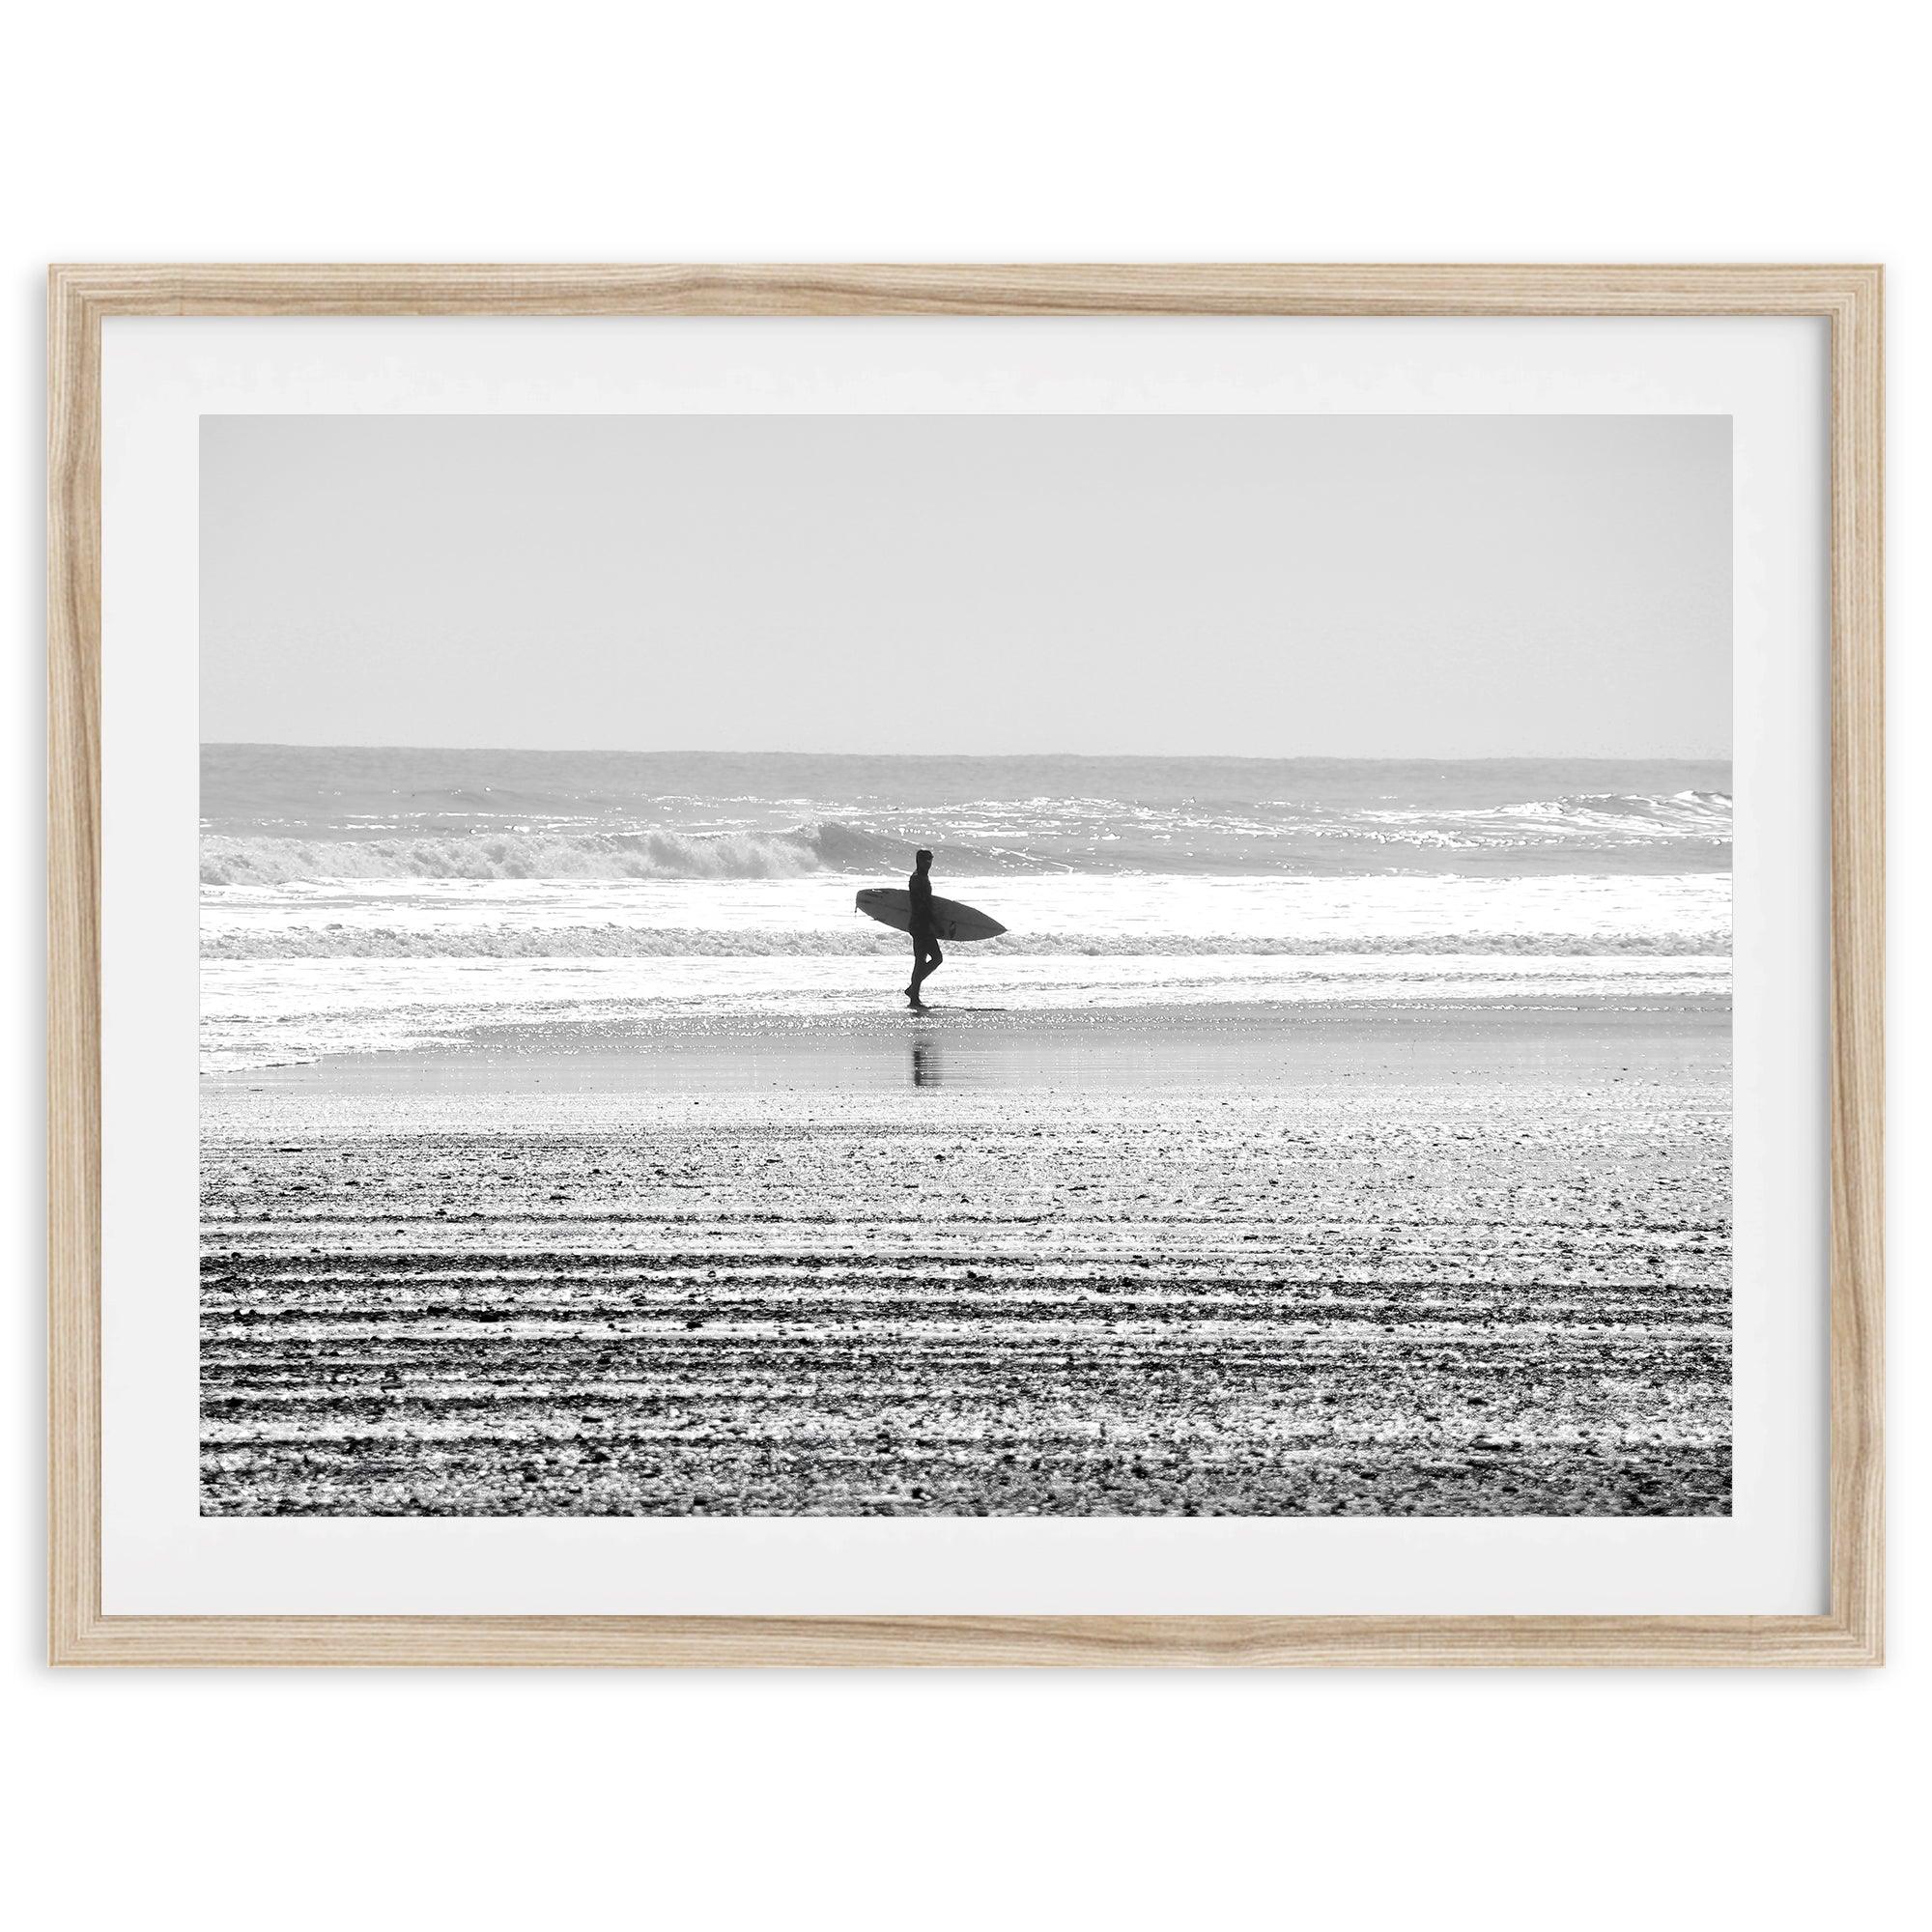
[905,848,943,1009]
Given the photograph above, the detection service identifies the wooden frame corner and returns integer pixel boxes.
[48,265,1884,1666]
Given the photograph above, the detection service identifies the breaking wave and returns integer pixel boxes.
[198,821,920,886]
[1336,790,1731,848]
[201,792,1730,887]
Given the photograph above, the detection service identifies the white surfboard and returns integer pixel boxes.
[855,888,1008,942]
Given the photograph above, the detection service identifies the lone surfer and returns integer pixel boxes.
[906,848,943,1009]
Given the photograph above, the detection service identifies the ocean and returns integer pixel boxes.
[200,746,1731,1071]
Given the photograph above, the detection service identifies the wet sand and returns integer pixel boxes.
[200,1000,1731,1516]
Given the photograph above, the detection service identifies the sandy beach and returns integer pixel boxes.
[200,998,1731,1516]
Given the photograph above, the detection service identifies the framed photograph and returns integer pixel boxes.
[47,265,1883,1665]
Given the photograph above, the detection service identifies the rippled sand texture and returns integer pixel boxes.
[200,1008,1730,1517]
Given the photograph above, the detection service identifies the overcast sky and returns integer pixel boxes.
[201,412,1729,757]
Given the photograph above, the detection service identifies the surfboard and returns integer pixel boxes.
[855,887,1008,943]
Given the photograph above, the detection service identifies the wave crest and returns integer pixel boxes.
[1338,790,1732,849]
[201,826,842,886]
[199,791,1733,885]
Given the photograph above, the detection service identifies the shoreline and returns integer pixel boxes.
[204,994,1732,1095]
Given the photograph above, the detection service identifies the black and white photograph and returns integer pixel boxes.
[197,411,1732,1520]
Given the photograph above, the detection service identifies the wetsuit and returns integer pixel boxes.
[907,867,943,1004]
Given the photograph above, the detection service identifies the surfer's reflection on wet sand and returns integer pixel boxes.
[909,1037,941,1089]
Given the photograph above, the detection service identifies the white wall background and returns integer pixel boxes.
[3,4,1918,1926]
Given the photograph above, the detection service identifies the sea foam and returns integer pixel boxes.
[201,924,1732,961]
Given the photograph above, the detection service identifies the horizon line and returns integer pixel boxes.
[199,741,1735,763]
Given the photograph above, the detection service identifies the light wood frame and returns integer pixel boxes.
[48,265,1884,1666]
